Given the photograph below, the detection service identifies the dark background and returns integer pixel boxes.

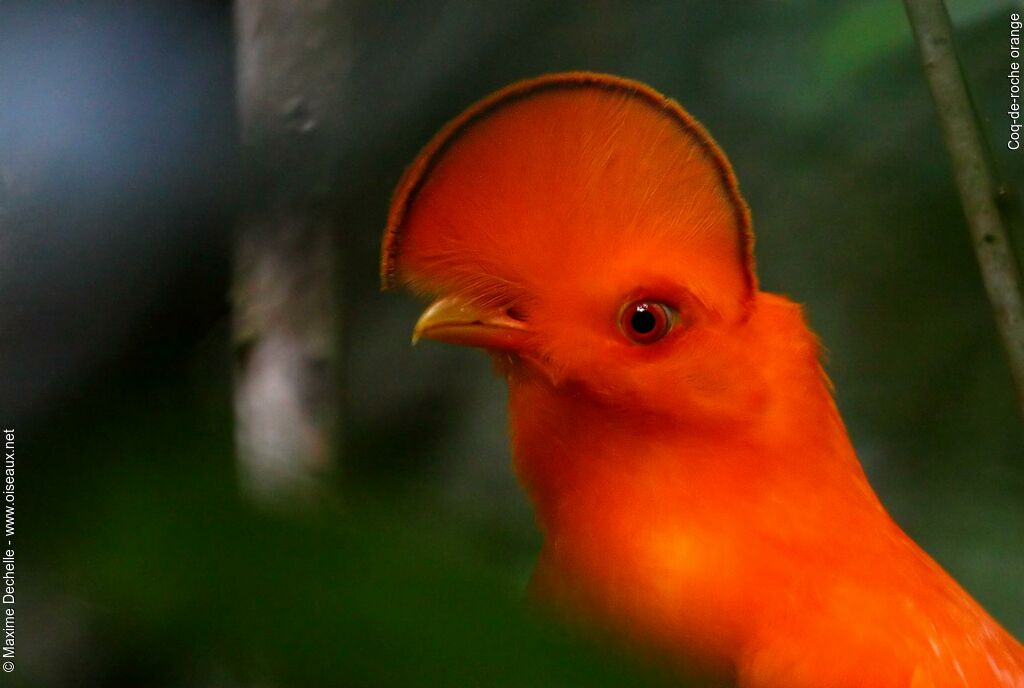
[2,1,1022,685]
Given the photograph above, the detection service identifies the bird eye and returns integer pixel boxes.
[619,300,673,344]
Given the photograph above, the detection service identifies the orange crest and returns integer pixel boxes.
[382,72,756,320]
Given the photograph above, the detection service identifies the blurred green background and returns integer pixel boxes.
[3,0,1023,685]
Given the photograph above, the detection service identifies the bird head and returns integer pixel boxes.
[381,73,787,428]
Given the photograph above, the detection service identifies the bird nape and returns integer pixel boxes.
[380,72,1024,687]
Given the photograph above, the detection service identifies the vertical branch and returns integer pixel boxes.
[904,0,1024,420]
[233,0,349,505]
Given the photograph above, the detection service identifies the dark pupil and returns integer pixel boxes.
[631,307,657,334]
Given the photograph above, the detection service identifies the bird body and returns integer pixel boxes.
[382,72,1024,686]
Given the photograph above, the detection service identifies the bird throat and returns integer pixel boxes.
[504,358,878,674]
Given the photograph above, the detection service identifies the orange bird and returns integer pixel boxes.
[381,73,1024,687]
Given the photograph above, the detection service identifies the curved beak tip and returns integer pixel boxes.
[412,296,529,351]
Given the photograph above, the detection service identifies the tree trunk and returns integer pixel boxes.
[232,0,349,505]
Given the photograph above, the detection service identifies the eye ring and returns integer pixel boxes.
[619,300,673,344]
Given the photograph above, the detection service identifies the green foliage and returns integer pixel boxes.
[27,374,679,687]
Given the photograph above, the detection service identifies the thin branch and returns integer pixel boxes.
[904,0,1024,420]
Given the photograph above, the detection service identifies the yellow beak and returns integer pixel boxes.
[413,296,530,351]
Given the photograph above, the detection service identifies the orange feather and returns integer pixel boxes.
[382,72,1024,687]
